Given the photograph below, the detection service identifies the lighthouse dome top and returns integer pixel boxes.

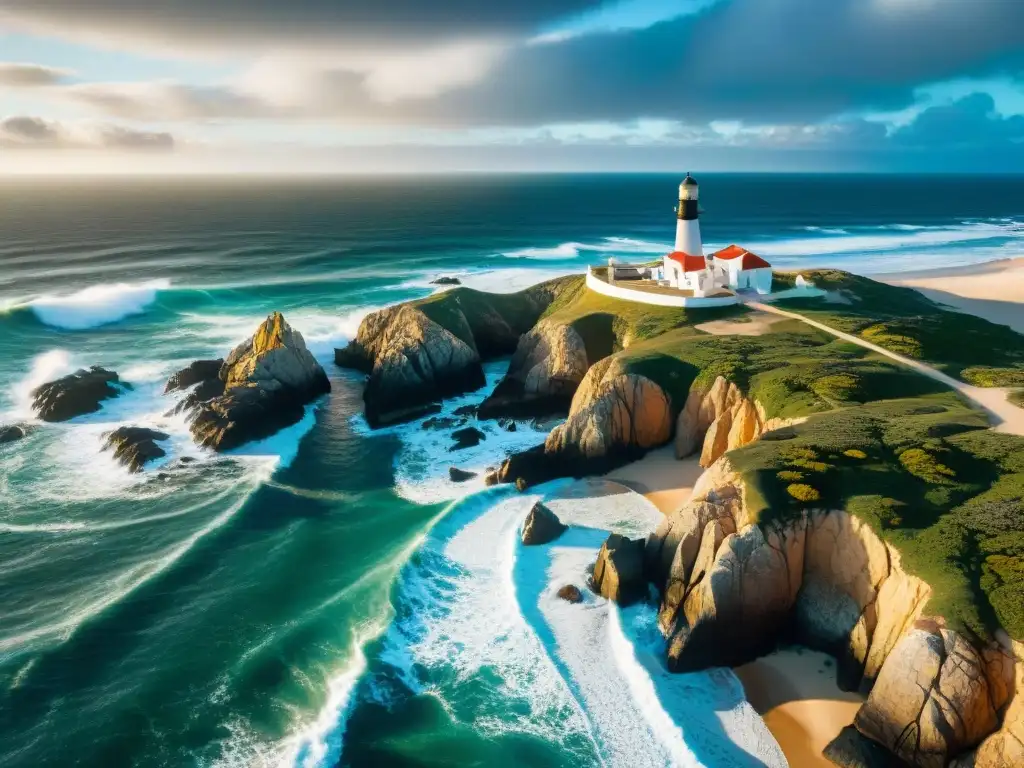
[682,173,698,186]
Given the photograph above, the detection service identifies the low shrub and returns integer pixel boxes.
[787,483,822,503]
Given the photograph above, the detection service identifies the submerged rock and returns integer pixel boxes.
[557,585,584,604]
[422,416,465,431]
[189,312,331,451]
[164,359,223,394]
[453,404,478,418]
[103,426,171,472]
[521,502,567,545]
[448,466,477,483]
[450,426,485,451]
[592,534,646,605]
[31,366,128,422]
[0,425,29,444]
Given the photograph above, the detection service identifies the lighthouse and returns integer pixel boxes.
[674,173,703,257]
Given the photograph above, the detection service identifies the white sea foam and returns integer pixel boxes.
[24,279,171,330]
[501,237,668,262]
[7,349,73,419]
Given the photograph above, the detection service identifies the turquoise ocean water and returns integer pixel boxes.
[1,175,1023,767]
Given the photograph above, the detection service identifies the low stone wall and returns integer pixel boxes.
[585,267,740,308]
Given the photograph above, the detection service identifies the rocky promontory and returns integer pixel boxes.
[167,312,330,451]
[335,277,576,427]
[31,366,129,422]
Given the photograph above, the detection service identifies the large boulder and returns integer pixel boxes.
[335,304,484,426]
[478,320,590,420]
[856,626,1001,768]
[592,534,646,605]
[31,366,129,422]
[190,312,330,451]
[103,426,171,472]
[521,502,567,545]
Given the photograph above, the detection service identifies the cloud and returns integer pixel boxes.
[891,92,1024,148]
[0,61,71,87]
[25,0,1024,131]
[0,115,175,150]
[0,1,600,52]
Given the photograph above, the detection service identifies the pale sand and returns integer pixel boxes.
[695,310,787,336]
[604,445,704,514]
[881,257,1024,334]
[735,648,864,768]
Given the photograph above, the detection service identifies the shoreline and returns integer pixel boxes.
[875,256,1024,333]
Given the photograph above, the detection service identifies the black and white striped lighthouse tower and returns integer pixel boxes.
[674,173,703,257]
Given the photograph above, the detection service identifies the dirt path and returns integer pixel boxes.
[743,300,1024,437]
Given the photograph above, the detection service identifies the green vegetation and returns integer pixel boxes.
[727,393,1024,640]
[415,275,582,351]
[774,270,1024,385]
[1012,390,1024,409]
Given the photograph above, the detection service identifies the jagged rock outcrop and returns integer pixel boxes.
[546,360,672,461]
[521,501,567,545]
[189,312,331,451]
[103,426,170,472]
[31,366,129,422]
[165,359,223,394]
[856,626,1003,767]
[336,304,483,426]
[336,280,570,426]
[486,360,673,488]
[648,456,1022,768]
[478,320,590,420]
[674,376,794,467]
[592,534,646,605]
[431,276,461,286]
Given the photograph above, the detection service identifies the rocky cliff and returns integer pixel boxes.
[478,319,591,419]
[675,376,796,467]
[188,312,331,451]
[487,358,674,487]
[647,457,1022,768]
[335,279,574,427]
[336,304,483,426]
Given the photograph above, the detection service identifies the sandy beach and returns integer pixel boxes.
[605,445,704,514]
[880,257,1024,333]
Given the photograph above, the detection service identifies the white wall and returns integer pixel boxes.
[586,267,738,308]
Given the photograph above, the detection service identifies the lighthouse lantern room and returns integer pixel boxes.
[674,173,703,257]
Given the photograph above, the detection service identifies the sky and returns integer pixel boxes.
[1,0,1023,173]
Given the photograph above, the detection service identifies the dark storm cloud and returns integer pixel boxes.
[892,93,1024,149]
[0,62,70,87]
[0,115,175,150]
[0,0,601,48]
[406,0,1024,126]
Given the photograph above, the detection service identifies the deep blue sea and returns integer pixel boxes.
[1,174,1022,768]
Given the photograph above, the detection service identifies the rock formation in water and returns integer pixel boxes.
[646,455,1021,768]
[478,320,591,420]
[448,466,477,483]
[521,501,567,545]
[0,424,29,444]
[557,585,584,604]
[430,276,461,286]
[31,366,129,422]
[592,534,646,605]
[165,359,223,394]
[335,278,574,427]
[103,426,170,472]
[174,312,331,451]
[450,426,485,451]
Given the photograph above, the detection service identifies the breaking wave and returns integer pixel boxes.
[22,279,172,330]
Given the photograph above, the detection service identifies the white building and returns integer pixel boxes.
[710,244,774,295]
[658,176,773,296]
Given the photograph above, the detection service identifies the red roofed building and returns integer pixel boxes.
[710,244,774,294]
[663,250,712,294]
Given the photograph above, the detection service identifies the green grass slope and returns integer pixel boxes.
[775,270,1024,386]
